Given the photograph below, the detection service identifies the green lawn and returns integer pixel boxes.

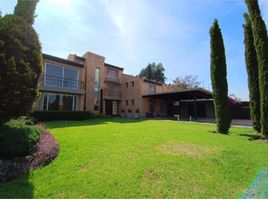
[0,118,268,198]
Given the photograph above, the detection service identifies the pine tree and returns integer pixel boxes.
[14,0,38,25]
[245,0,268,136]
[243,13,261,133]
[210,19,231,134]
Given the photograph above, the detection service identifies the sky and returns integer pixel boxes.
[1,0,268,100]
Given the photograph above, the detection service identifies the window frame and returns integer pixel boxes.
[44,63,79,89]
[42,92,77,111]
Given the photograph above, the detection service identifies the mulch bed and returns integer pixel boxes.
[0,131,59,182]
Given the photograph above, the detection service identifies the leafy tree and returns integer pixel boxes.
[210,19,231,134]
[14,0,38,25]
[0,1,42,125]
[173,75,201,89]
[243,13,261,133]
[245,0,268,136]
[139,62,166,83]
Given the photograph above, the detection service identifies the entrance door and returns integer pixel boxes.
[105,100,113,115]
[105,100,118,116]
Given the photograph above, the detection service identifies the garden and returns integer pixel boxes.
[1,0,268,199]
[1,118,268,198]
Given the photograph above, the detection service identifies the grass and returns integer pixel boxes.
[0,118,268,198]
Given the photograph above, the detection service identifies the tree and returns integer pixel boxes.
[14,0,38,25]
[243,13,261,133]
[210,19,231,134]
[139,62,166,83]
[245,0,268,136]
[0,1,42,125]
[173,75,201,89]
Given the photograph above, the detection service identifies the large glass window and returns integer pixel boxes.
[106,68,119,82]
[45,63,78,89]
[45,64,63,87]
[43,93,77,111]
[47,94,60,111]
[63,68,78,89]
[94,68,100,97]
[148,84,156,94]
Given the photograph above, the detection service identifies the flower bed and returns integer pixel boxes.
[0,131,59,182]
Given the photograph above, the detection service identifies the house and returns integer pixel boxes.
[34,51,221,119]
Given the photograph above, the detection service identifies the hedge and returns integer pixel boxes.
[30,111,93,121]
[0,122,41,159]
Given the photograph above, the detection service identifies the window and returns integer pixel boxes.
[45,63,78,89]
[131,100,134,106]
[45,64,62,87]
[106,68,119,82]
[131,81,134,86]
[63,68,78,89]
[148,84,156,94]
[125,100,128,106]
[94,68,100,97]
[125,82,128,88]
[43,93,77,111]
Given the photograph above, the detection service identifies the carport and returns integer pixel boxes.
[142,88,213,120]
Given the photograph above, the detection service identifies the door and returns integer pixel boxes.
[105,100,113,115]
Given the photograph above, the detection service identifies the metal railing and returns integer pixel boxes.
[105,76,120,83]
[40,75,85,90]
[103,89,121,98]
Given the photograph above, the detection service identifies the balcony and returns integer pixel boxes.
[103,89,121,100]
[39,75,85,95]
[105,76,121,84]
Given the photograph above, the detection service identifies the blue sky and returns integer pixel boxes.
[2,0,268,100]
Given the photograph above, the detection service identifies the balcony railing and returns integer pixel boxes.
[105,76,120,84]
[103,89,121,98]
[40,75,85,90]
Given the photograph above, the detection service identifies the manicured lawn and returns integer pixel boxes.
[0,118,268,198]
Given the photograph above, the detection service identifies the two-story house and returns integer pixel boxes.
[35,51,215,120]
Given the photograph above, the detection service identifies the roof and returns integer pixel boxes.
[143,79,163,86]
[43,53,84,68]
[105,63,124,71]
[143,88,213,100]
[75,55,85,62]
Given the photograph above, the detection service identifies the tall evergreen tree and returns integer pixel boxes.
[243,13,261,133]
[210,19,231,134]
[0,1,42,125]
[14,0,38,25]
[245,0,268,136]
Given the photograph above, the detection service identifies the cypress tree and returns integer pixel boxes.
[210,19,231,134]
[0,0,42,125]
[14,0,38,25]
[243,13,261,133]
[245,0,268,136]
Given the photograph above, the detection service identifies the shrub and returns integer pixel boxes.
[7,116,38,126]
[30,111,93,121]
[245,0,268,136]
[243,13,261,132]
[210,19,231,134]
[0,15,42,125]
[0,123,41,159]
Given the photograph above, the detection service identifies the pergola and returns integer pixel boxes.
[142,88,213,120]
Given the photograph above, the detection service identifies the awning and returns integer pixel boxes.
[142,88,213,100]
